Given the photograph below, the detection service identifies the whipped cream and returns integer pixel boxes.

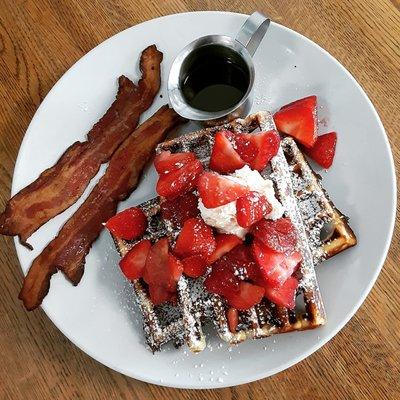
[198,165,284,238]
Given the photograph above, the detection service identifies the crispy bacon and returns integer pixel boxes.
[19,106,185,311]
[0,45,163,248]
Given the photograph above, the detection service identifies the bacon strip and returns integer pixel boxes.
[19,106,185,311]
[0,45,163,248]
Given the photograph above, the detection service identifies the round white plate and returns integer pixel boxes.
[13,12,396,389]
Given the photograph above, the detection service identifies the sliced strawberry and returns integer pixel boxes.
[209,131,245,174]
[219,244,262,283]
[204,260,240,298]
[160,192,200,228]
[251,239,285,278]
[252,239,302,287]
[142,238,169,286]
[235,130,280,171]
[208,234,242,264]
[227,307,239,333]
[303,132,337,169]
[105,207,147,241]
[154,150,196,174]
[273,95,317,148]
[119,239,151,280]
[263,276,298,309]
[148,284,173,306]
[236,191,272,228]
[273,250,302,285]
[224,244,256,275]
[197,172,249,208]
[251,218,297,254]
[226,281,264,310]
[174,217,216,259]
[169,292,178,305]
[167,253,183,286]
[182,255,208,278]
[280,95,316,110]
[156,159,204,199]
[245,260,264,285]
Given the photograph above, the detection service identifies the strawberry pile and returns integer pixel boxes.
[117,237,183,305]
[209,129,280,173]
[107,95,338,311]
[204,218,302,314]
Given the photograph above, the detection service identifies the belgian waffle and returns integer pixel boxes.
[112,111,356,351]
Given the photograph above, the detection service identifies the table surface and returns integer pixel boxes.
[0,1,399,399]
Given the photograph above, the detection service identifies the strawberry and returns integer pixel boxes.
[251,239,285,278]
[143,238,169,286]
[154,150,196,174]
[182,254,208,278]
[143,238,183,294]
[227,307,239,333]
[251,218,297,254]
[174,217,216,259]
[160,192,200,228]
[209,131,245,174]
[224,244,257,275]
[204,260,240,298]
[303,132,337,169]
[197,172,250,208]
[263,276,299,309]
[273,95,317,148]
[252,239,302,287]
[119,239,151,280]
[156,158,204,199]
[148,284,174,306]
[167,253,183,286]
[105,207,147,240]
[208,234,242,264]
[280,95,316,110]
[235,130,281,171]
[225,281,264,310]
[236,191,272,228]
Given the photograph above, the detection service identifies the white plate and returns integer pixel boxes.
[13,12,396,389]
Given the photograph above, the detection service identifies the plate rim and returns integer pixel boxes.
[11,11,397,389]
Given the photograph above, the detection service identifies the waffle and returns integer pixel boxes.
[112,111,356,351]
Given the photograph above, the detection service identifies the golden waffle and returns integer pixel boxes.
[282,137,357,263]
[112,111,356,350]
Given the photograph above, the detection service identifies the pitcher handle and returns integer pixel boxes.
[235,12,270,57]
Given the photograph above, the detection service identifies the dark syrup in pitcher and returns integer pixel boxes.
[181,45,250,112]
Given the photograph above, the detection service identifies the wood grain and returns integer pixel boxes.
[0,1,399,399]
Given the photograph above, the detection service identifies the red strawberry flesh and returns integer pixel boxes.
[154,151,196,174]
[209,131,245,174]
[105,207,147,241]
[235,130,280,171]
[227,307,239,333]
[142,238,170,286]
[236,191,272,228]
[303,131,337,169]
[174,217,216,259]
[197,171,250,208]
[148,284,174,306]
[225,281,265,310]
[263,276,299,309]
[208,234,242,264]
[156,158,204,199]
[251,217,297,254]
[160,192,200,228]
[119,239,151,280]
[204,260,240,298]
[182,254,208,278]
[273,95,317,148]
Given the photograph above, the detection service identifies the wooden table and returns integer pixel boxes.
[0,1,398,398]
